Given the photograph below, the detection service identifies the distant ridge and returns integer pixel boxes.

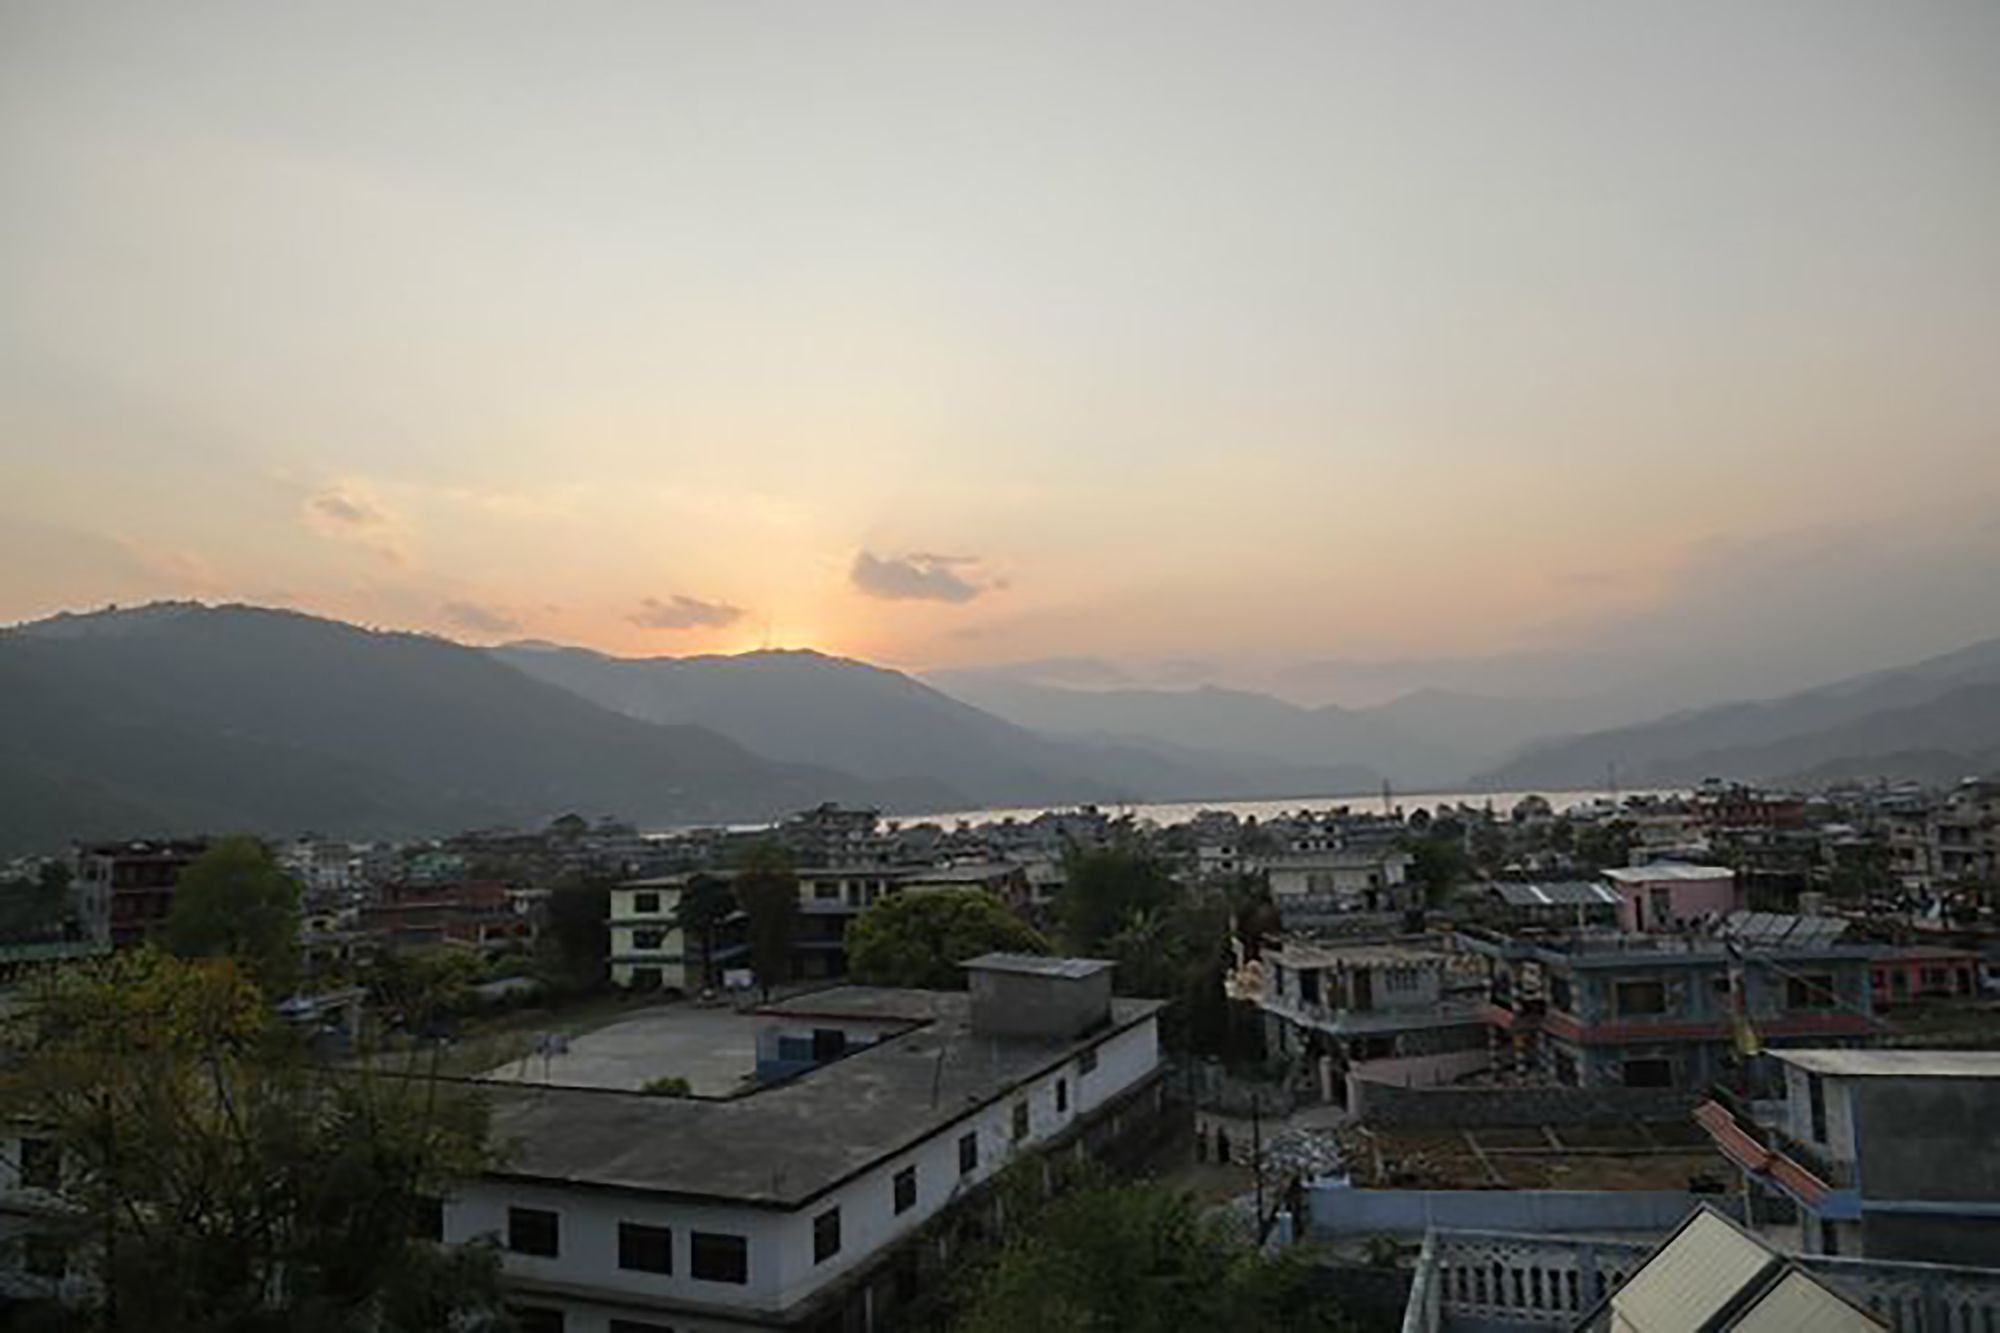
[1475,636,2000,788]
[0,603,928,854]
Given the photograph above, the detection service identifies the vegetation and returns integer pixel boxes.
[537,871,611,992]
[0,948,504,1332]
[165,836,302,996]
[847,889,1049,989]
[733,840,799,994]
[0,860,74,939]
[1404,831,1471,907]
[670,872,738,990]
[1058,844,1179,954]
[641,1074,693,1097]
[952,1177,1350,1333]
[364,946,486,1034]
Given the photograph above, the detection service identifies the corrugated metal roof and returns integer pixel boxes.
[1729,1268,1881,1331]
[1610,1210,1775,1331]
[1774,1049,2000,1079]
[1491,880,1622,907]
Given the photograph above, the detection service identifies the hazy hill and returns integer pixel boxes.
[0,604,923,854]
[922,670,1482,789]
[1477,637,2000,788]
[492,644,1383,807]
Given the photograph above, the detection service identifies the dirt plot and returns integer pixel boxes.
[1337,1123,1730,1192]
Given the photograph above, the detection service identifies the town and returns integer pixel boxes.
[3,774,1996,1330]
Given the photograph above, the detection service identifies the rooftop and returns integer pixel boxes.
[1489,880,1623,907]
[1604,862,1735,884]
[1268,937,1453,969]
[476,989,1163,1208]
[1773,1049,2000,1079]
[962,952,1113,979]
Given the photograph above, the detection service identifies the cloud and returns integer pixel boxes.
[440,600,520,635]
[308,490,384,527]
[850,551,996,604]
[628,594,745,630]
[301,487,408,565]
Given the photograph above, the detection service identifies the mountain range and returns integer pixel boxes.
[0,601,1995,855]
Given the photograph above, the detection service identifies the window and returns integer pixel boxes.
[1787,975,1835,1010]
[509,1307,565,1333]
[1622,1058,1672,1088]
[1614,980,1667,1016]
[619,1222,672,1274]
[893,1165,917,1214]
[1011,1101,1029,1142]
[507,1206,560,1258]
[1808,1072,1828,1143]
[1554,1050,1579,1087]
[1078,1048,1098,1077]
[411,1194,443,1241]
[813,1207,841,1264]
[1298,968,1319,1005]
[958,1131,979,1176]
[1056,1078,1068,1114]
[633,928,665,951]
[1548,975,1573,1013]
[691,1231,748,1284]
[815,880,840,900]
[19,1137,59,1192]
[634,891,660,914]
[1820,1219,1840,1257]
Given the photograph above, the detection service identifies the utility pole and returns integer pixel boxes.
[1251,1091,1265,1235]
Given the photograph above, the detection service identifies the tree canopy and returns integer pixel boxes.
[165,836,301,996]
[733,840,799,993]
[846,889,1048,989]
[956,1180,1350,1333]
[1057,844,1179,954]
[0,949,504,1332]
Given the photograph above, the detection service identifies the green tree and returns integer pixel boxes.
[365,947,484,1034]
[1058,844,1178,954]
[1573,819,1636,874]
[956,1181,1349,1333]
[733,841,799,995]
[847,889,1048,989]
[538,871,611,991]
[1406,835,1471,908]
[165,836,301,996]
[0,949,504,1332]
[671,872,738,991]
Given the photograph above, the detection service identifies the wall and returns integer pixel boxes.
[1308,1187,1732,1237]
[1350,1080,1698,1128]
[453,1015,1161,1325]
[1346,1047,1494,1096]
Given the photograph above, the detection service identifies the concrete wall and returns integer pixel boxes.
[1345,1047,1494,1097]
[968,968,1111,1040]
[450,1015,1161,1325]
[1351,1079,1698,1128]
[1308,1186,1731,1237]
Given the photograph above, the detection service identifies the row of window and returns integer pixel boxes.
[506,1208,748,1285]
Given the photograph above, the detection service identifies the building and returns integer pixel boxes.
[1602,864,1740,934]
[607,874,748,992]
[357,880,528,952]
[442,955,1169,1331]
[1868,945,1979,1008]
[1694,1049,2000,1266]
[1245,936,1491,1103]
[1483,880,1624,930]
[1260,849,1416,914]
[71,838,208,949]
[1469,915,1879,1094]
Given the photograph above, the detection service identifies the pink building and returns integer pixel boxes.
[1602,863,1740,932]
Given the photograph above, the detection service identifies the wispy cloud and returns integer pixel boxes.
[628,593,745,630]
[301,487,408,565]
[850,551,997,604]
[440,599,520,635]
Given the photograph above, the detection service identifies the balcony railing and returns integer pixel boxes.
[1401,1225,2000,1332]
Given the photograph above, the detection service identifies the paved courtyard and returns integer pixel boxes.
[479,1004,765,1096]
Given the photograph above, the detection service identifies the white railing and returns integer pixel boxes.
[1403,1227,2000,1332]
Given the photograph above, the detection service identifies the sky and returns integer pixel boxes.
[4,0,1998,707]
